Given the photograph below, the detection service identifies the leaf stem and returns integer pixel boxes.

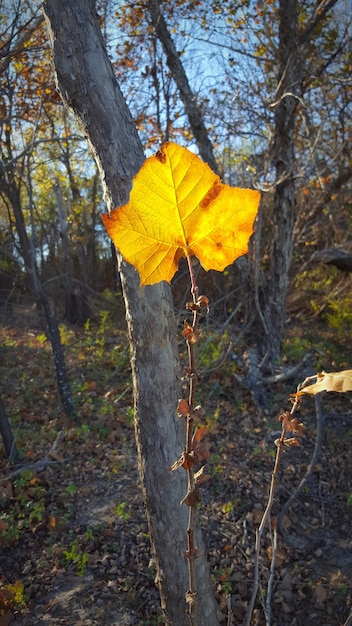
[187,255,198,299]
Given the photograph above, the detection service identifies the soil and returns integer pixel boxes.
[0,305,351,626]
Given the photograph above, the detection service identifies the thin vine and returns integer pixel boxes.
[169,255,211,624]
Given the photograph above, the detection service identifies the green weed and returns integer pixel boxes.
[64,483,78,497]
[115,501,132,521]
[63,540,88,576]
[326,298,352,340]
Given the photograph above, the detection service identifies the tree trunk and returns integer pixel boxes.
[41,1,219,623]
[148,0,220,175]
[264,0,302,364]
[247,0,304,378]
[0,393,20,464]
[0,169,76,418]
[40,291,77,417]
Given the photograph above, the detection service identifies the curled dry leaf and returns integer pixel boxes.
[181,452,198,470]
[182,321,199,344]
[192,404,206,422]
[184,548,201,562]
[180,487,202,507]
[185,295,209,314]
[275,437,300,447]
[194,466,211,486]
[169,454,186,471]
[192,425,207,442]
[185,590,198,606]
[280,411,306,435]
[197,295,209,310]
[177,398,190,418]
[298,369,352,396]
[192,426,211,462]
[169,427,210,470]
[170,451,198,471]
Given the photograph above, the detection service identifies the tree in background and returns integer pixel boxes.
[2,0,350,384]
[0,4,76,416]
[111,0,351,399]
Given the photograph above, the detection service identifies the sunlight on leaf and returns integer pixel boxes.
[298,370,352,395]
[102,142,260,285]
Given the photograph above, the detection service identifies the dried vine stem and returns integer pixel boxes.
[170,255,211,625]
[244,390,305,626]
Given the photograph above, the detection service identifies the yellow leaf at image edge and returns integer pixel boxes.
[102,142,260,285]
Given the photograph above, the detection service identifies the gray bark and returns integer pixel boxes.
[250,0,340,374]
[41,1,219,623]
[246,0,304,379]
[264,0,302,363]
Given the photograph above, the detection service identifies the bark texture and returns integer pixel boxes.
[250,0,339,374]
[247,0,304,378]
[41,1,219,623]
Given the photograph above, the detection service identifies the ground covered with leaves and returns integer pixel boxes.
[0,301,351,626]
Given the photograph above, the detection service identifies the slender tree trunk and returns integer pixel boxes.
[147,0,220,175]
[263,0,302,364]
[249,0,340,375]
[0,164,76,417]
[247,0,304,381]
[41,1,219,624]
[39,291,77,417]
[0,393,20,464]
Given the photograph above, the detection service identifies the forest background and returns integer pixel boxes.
[0,0,352,625]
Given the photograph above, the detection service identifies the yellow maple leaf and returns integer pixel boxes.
[102,142,260,285]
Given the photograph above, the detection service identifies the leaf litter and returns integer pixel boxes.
[0,306,352,625]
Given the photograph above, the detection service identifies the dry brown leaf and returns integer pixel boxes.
[0,612,12,626]
[194,466,211,486]
[267,545,286,568]
[177,399,190,418]
[313,582,328,606]
[180,487,202,507]
[0,519,9,532]
[299,369,352,395]
[252,508,263,525]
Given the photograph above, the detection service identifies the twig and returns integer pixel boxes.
[261,350,314,385]
[265,526,277,626]
[243,435,285,626]
[1,457,68,481]
[343,608,352,626]
[226,593,233,626]
[243,393,304,626]
[199,342,233,376]
[278,395,325,540]
[184,255,200,626]
[1,431,67,481]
